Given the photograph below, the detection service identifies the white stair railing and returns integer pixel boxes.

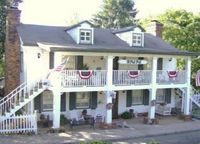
[0,80,45,118]
[190,87,200,108]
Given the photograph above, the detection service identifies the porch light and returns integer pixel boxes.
[37,53,41,58]
[100,56,104,60]
[168,58,172,61]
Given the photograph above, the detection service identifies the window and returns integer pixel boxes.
[42,91,53,111]
[156,89,165,103]
[76,92,90,108]
[80,29,92,44]
[132,90,143,105]
[132,33,143,47]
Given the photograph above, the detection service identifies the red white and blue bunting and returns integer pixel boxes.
[78,70,93,79]
[196,70,200,86]
[128,70,140,78]
[167,71,178,78]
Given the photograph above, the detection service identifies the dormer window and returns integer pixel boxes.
[80,29,92,44]
[132,32,144,47]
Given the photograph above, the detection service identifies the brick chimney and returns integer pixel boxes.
[146,20,163,38]
[4,6,21,95]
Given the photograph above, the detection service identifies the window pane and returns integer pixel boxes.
[80,32,85,36]
[76,92,90,108]
[42,91,53,111]
[156,89,165,103]
[86,32,90,36]
[86,37,90,41]
[80,36,85,40]
[132,90,143,105]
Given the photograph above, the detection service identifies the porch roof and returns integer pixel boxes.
[17,24,199,56]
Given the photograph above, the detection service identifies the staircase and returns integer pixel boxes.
[0,80,46,121]
[190,87,200,108]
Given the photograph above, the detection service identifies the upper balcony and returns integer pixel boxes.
[61,70,186,88]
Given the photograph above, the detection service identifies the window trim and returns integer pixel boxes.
[132,32,144,47]
[79,29,92,44]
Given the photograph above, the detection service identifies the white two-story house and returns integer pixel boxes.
[2,7,199,131]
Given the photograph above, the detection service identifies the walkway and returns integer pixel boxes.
[0,117,200,144]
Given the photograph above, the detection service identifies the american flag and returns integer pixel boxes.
[196,70,200,86]
[54,60,67,72]
[46,58,68,79]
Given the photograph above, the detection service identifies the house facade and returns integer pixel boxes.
[3,7,198,130]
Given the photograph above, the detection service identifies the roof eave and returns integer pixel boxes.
[49,46,198,56]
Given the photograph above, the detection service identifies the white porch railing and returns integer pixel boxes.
[0,112,37,134]
[156,70,186,84]
[113,70,152,86]
[62,70,107,87]
[61,70,187,87]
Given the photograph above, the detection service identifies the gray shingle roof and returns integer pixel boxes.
[17,24,198,56]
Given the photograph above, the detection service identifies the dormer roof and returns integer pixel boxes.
[113,25,145,34]
[65,20,94,31]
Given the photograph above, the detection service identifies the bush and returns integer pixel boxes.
[147,140,160,144]
[120,111,132,119]
[80,140,111,144]
[60,114,69,125]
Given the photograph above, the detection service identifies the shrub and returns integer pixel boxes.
[147,140,160,144]
[60,114,69,125]
[120,111,132,119]
[80,140,111,144]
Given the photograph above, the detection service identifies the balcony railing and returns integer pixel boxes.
[156,70,186,84]
[113,70,152,86]
[61,70,186,87]
[62,70,107,87]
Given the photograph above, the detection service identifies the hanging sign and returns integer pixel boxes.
[118,59,147,65]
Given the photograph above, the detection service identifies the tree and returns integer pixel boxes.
[0,0,21,77]
[0,0,7,77]
[140,9,200,87]
[0,0,7,58]
[92,0,137,29]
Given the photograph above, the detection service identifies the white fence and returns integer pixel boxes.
[0,112,37,134]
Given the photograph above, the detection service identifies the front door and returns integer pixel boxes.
[112,92,118,119]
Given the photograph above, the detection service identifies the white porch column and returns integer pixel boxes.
[105,55,113,124]
[52,74,61,128]
[184,57,191,115]
[148,57,157,119]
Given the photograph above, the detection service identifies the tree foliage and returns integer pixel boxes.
[0,0,20,77]
[0,0,7,58]
[92,0,137,29]
[140,9,200,86]
[0,0,7,77]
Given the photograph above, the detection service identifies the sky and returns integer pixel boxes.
[19,0,200,26]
